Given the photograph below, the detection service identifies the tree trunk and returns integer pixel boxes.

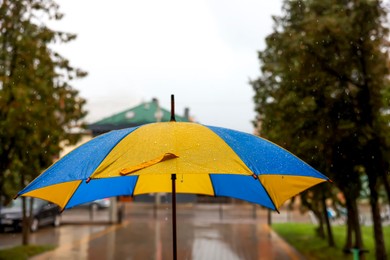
[343,195,364,258]
[368,174,387,260]
[21,196,29,245]
[321,192,334,247]
[21,174,30,246]
[364,136,388,260]
[351,199,364,260]
[314,204,325,239]
[356,35,388,257]
[300,193,325,239]
[344,198,353,252]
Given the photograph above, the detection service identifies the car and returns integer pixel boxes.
[0,197,61,232]
[78,198,111,210]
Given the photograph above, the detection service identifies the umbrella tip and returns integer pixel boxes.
[170,94,176,122]
[86,177,91,183]
[13,195,19,200]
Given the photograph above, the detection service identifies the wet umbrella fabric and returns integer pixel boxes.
[18,122,329,211]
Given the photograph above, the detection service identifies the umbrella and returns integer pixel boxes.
[17,95,329,259]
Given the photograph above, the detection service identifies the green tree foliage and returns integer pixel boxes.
[0,0,87,243]
[251,0,389,258]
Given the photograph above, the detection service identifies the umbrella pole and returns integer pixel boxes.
[170,95,177,260]
[171,173,177,260]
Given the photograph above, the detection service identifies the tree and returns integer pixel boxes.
[0,0,87,244]
[251,0,389,258]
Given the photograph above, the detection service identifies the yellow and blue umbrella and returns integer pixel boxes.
[17,121,328,211]
[17,96,329,259]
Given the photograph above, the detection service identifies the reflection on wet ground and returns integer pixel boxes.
[3,203,306,259]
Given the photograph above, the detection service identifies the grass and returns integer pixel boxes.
[0,245,55,260]
[272,223,390,260]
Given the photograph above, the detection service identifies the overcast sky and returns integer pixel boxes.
[54,0,283,133]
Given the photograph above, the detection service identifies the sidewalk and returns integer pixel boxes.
[32,203,305,260]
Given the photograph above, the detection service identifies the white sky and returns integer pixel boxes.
[53,0,283,133]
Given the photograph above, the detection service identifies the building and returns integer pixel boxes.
[88,98,191,136]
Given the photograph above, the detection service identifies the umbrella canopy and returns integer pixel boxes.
[18,121,329,211]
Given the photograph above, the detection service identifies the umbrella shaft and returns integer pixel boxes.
[171,174,177,260]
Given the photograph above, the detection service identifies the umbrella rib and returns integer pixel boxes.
[208,174,217,197]
[257,177,279,213]
[131,175,139,197]
[61,180,84,210]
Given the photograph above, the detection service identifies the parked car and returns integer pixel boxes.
[0,197,61,232]
[78,198,111,210]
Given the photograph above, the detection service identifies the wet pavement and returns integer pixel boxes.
[4,203,307,259]
[30,203,305,260]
